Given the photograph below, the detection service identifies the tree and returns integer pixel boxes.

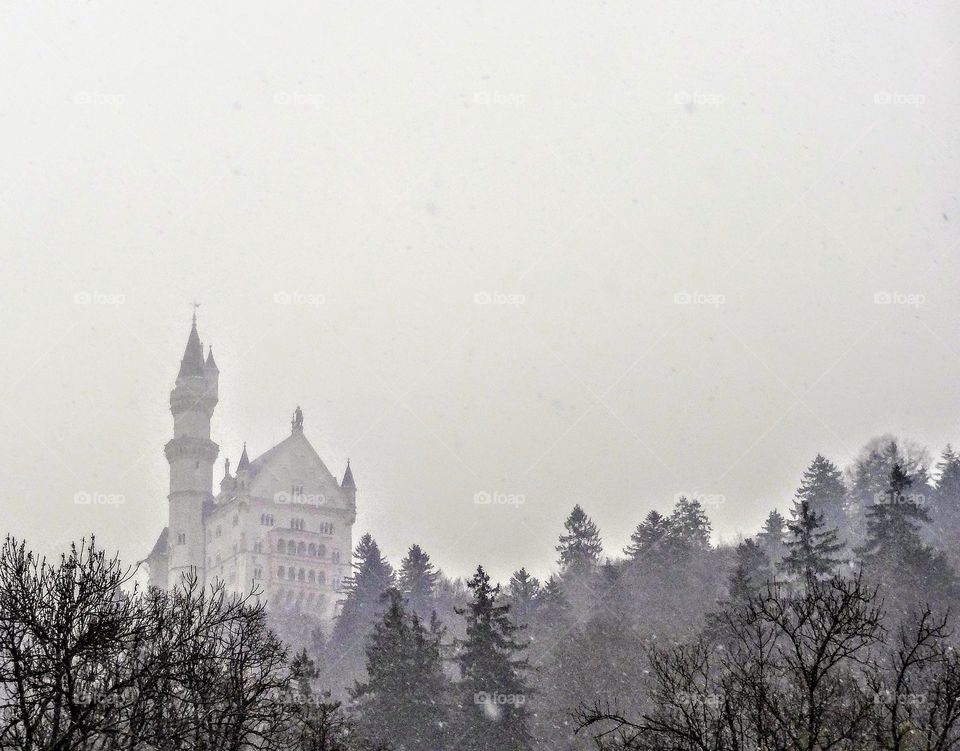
[397,544,440,618]
[455,566,532,751]
[668,496,712,553]
[795,454,848,537]
[727,538,770,601]
[756,509,787,572]
[350,589,449,750]
[857,463,954,604]
[623,510,670,562]
[556,505,603,574]
[506,568,541,628]
[780,500,844,581]
[932,445,960,550]
[330,533,396,682]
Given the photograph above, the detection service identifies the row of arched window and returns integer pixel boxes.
[277,566,326,585]
[276,538,335,559]
[273,589,327,611]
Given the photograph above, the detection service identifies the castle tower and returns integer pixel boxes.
[164,312,219,587]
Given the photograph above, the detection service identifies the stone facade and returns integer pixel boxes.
[146,316,356,623]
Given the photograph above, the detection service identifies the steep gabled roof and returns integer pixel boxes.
[177,322,205,379]
[247,430,343,503]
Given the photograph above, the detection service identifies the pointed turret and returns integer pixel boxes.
[177,320,205,380]
[205,345,218,371]
[237,443,250,472]
[341,458,356,490]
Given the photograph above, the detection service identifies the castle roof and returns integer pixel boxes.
[177,321,205,379]
[147,527,168,559]
[205,346,218,371]
[341,459,356,490]
[237,443,250,471]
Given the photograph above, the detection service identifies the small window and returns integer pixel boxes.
[216,526,222,538]
[232,514,238,527]
[317,571,326,585]
[288,566,295,580]
[308,570,316,583]
[176,532,186,545]
[277,538,285,553]
[278,566,285,578]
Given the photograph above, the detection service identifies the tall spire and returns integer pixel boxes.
[237,442,250,471]
[177,316,205,379]
[341,458,356,490]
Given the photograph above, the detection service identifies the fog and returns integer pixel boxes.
[1,1,957,582]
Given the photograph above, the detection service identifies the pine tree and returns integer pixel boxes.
[858,463,930,565]
[330,533,395,655]
[728,538,770,601]
[857,463,955,603]
[506,568,541,627]
[398,544,440,618]
[350,589,449,751]
[933,445,960,535]
[535,575,570,631]
[455,566,532,751]
[756,509,787,569]
[780,500,844,580]
[556,505,603,574]
[668,496,712,552]
[623,510,670,561]
[795,454,848,536]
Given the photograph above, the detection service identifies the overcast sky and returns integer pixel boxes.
[1,2,958,583]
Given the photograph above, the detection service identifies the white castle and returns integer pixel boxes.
[146,313,356,621]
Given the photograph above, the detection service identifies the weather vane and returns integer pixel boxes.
[191,300,201,325]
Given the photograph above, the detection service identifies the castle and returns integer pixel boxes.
[145,314,356,621]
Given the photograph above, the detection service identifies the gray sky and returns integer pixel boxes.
[1,2,958,583]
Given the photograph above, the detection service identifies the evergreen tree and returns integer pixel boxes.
[506,568,541,627]
[455,566,532,751]
[668,496,712,552]
[756,509,787,569]
[350,589,449,751]
[330,533,395,659]
[535,575,571,631]
[623,510,670,561]
[932,445,960,535]
[795,454,848,535]
[556,505,603,574]
[780,500,844,580]
[728,538,770,601]
[397,544,440,618]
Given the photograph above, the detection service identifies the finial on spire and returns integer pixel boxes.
[191,300,201,327]
[237,442,250,471]
[292,405,304,432]
[342,458,356,490]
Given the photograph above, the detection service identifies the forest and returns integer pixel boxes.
[3,434,960,750]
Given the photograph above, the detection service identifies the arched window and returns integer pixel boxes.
[308,543,317,557]
[277,538,285,552]
[317,545,326,559]
[277,566,285,578]
[308,570,315,583]
[297,542,306,556]
[317,571,326,585]
[297,568,305,582]
[287,541,296,555]
[288,566,295,580]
